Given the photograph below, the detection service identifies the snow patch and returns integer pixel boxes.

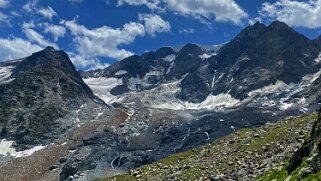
[192,93,240,109]
[280,102,293,110]
[114,70,127,76]
[199,53,216,60]
[128,77,150,90]
[211,74,216,88]
[314,52,321,63]
[204,132,210,141]
[128,71,163,91]
[162,54,176,62]
[145,70,162,76]
[122,75,240,111]
[218,73,225,80]
[302,69,321,84]
[166,62,174,74]
[240,56,250,61]
[0,66,15,84]
[152,102,185,110]
[153,93,240,110]
[84,77,123,103]
[0,139,46,158]
[248,80,290,97]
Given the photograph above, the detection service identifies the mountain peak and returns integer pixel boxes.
[251,21,266,29]
[155,47,175,57]
[234,21,266,41]
[30,46,63,60]
[36,46,58,55]
[269,20,289,28]
[267,20,295,33]
[265,20,309,42]
[43,46,56,51]
[14,48,84,84]
[179,43,203,55]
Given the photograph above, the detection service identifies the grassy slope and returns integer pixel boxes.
[98,113,316,181]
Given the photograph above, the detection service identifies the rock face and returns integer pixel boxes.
[82,21,321,104]
[208,21,319,99]
[103,113,315,180]
[308,111,321,172]
[2,21,321,181]
[0,47,102,148]
[298,108,321,172]
[279,108,321,180]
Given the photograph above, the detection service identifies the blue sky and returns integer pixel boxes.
[0,0,321,70]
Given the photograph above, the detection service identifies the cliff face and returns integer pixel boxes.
[259,108,321,181]
[0,47,104,149]
[285,108,321,179]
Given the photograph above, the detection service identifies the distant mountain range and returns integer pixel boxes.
[0,21,321,181]
[82,21,321,110]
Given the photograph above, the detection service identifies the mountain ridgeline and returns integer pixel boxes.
[82,21,321,104]
[1,21,321,181]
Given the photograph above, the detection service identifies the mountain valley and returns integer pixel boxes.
[1,21,321,181]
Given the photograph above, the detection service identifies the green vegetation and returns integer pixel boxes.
[260,115,317,181]
[100,113,316,180]
[301,171,321,181]
[261,166,288,181]
[261,157,310,181]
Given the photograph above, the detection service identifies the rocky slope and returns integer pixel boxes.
[1,20,321,181]
[82,21,321,108]
[101,112,316,180]
[0,47,114,181]
[0,47,105,149]
[101,109,321,180]
[81,21,321,181]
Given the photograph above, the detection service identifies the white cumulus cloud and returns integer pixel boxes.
[43,23,66,41]
[117,0,248,25]
[139,13,171,36]
[22,0,38,12]
[166,0,247,25]
[23,1,57,21]
[0,37,42,61]
[68,52,110,70]
[117,0,161,10]
[259,0,321,29]
[38,6,57,20]
[63,19,145,61]
[22,22,58,48]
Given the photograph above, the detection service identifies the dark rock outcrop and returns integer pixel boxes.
[287,108,321,177]
[0,47,102,148]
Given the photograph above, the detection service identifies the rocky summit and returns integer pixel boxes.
[0,47,106,148]
[1,21,321,181]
